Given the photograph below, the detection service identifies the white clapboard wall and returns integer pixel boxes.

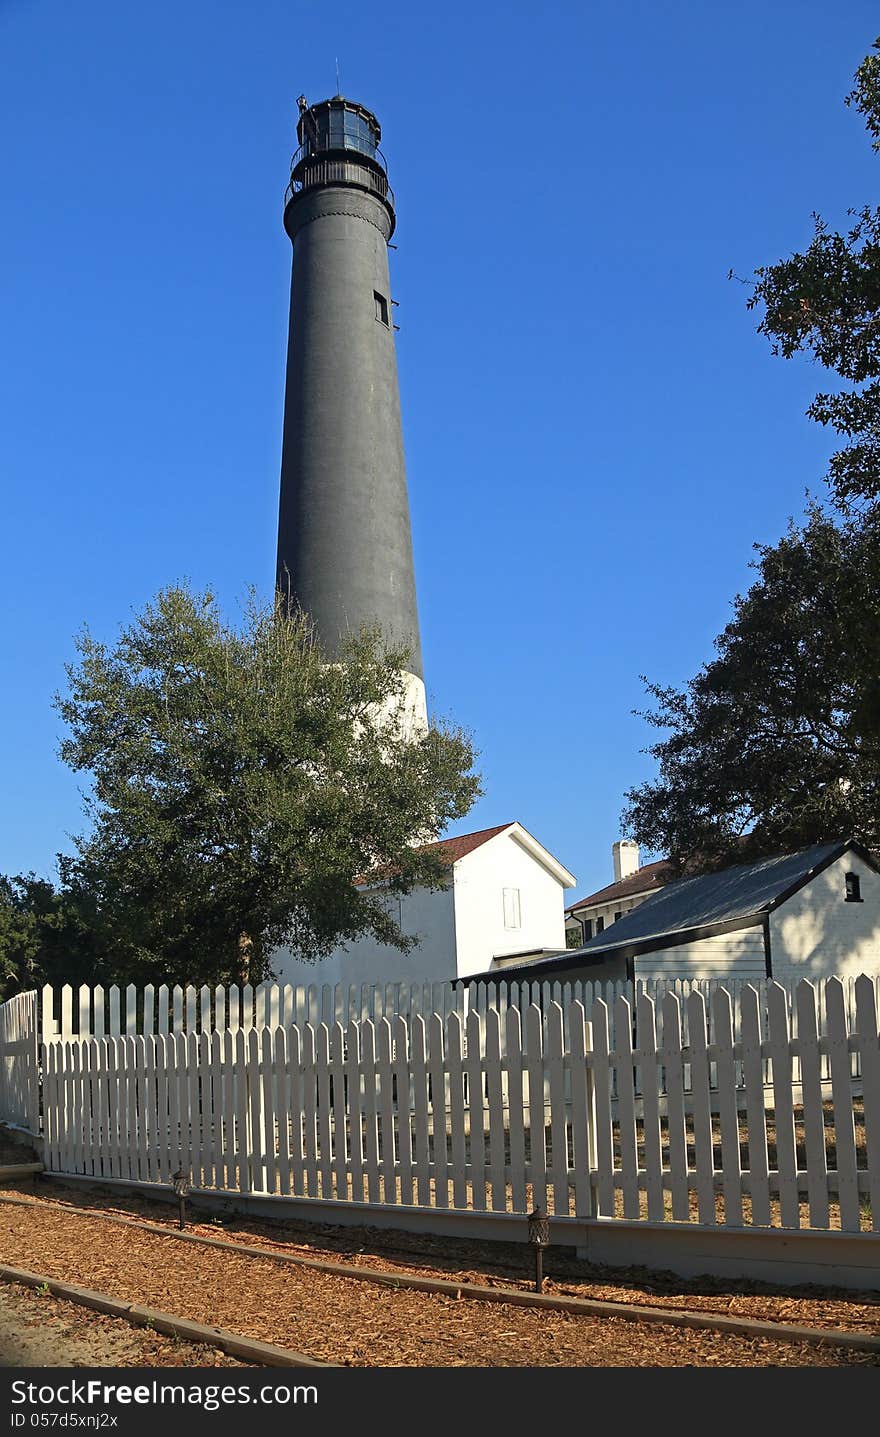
[27,977,880,1236]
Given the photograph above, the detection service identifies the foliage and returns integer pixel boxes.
[0,872,111,1001]
[54,584,481,985]
[622,505,880,873]
[746,37,880,510]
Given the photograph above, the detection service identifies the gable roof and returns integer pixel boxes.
[566,859,673,914]
[420,823,515,866]
[358,822,576,888]
[498,839,874,975]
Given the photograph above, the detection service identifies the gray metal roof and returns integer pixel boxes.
[566,840,851,959]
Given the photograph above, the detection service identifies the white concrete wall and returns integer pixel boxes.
[634,925,767,981]
[452,832,569,979]
[769,851,880,984]
[270,882,458,989]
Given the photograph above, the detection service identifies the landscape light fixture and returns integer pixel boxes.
[527,1206,550,1293]
[173,1168,191,1230]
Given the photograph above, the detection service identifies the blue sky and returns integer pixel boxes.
[1,0,877,902]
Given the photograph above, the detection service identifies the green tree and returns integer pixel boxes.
[0,872,110,1000]
[746,38,880,510]
[55,585,481,985]
[0,878,40,999]
[622,505,880,873]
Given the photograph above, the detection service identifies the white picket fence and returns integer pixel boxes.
[37,973,878,1098]
[0,990,39,1134]
[14,975,880,1234]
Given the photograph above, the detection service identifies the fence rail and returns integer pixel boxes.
[15,976,880,1236]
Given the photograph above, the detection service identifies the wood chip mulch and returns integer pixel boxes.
[0,1280,245,1367]
[18,1180,880,1336]
[0,1187,877,1367]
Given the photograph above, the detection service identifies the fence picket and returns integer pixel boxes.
[546,1003,568,1217]
[855,976,880,1231]
[637,993,664,1222]
[412,1016,432,1208]
[466,1010,487,1211]
[208,1029,222,1189]
[316,1023,333,1201]
[712,988,742,1226]
[78,985,90,1040]
[261,1026,278,1197]
[328,1022,346,1203]
[428,1013,448,1209]
[590,999,615,1218]
[525,1005,546,1213]
[61,986,73,1040]
[274,1025,291,1197]
[795,981,828,1229]
[392,1016,413,1206]
[447,1012,468,1209]
[220,1027,235,1189]
[376,1018,396,1206]
[135,1036,150,1182]
[739,986,771,1227]
[615,995,639,1220]
[767,983,799,1229]
[485,1009,506,1213]
[157,986,170,1036]
[825,978,860,1231]
[568,1003,592,1219]
[109,982,121,1040]
[315,1022,333,1199]
[41,985,54,1045]
[504,1007,527,1212]
[687,990,715,1225]
[360,1021,380,1203]
[288,1025,305,1197]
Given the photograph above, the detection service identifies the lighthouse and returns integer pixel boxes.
[276,95,427,731]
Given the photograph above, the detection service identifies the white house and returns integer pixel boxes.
[271,822,576,989]
[565,841,672,945]
[496,840,880,986]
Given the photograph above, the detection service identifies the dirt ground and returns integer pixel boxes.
[0,1282,245,1367]
[0,1184,877,1367]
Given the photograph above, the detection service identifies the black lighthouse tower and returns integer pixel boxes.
[276,95,426,728]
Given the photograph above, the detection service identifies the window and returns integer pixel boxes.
[503,887,521,930]
[583,918,593,940]
[845,871,863,903]
[374,291,389,326]
[596,915,605,934]
[614,911,623,923]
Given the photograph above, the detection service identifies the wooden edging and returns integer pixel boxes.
[3,1192,879,1355]
[0,1259,333,1368]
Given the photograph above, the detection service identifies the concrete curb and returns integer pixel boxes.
[0,1260,333,1368]
[3,1191,879,1355]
